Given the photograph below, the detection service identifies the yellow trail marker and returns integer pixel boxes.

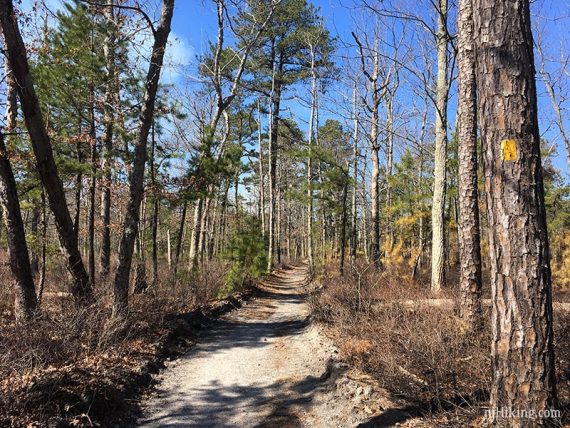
[501,139,517,161]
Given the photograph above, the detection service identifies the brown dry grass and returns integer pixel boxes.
[310,260,570,426]
[0,257,236,427]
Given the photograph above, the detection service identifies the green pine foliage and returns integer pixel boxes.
[219,215,267,298]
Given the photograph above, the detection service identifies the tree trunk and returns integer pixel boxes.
[370,90,381,267]
[430,0,449,293]
[199,196,211,265]
[151,192,159,287]
[276,170,282,266]
[0,131,38,321]
[30,205,40,275]
[189,198,203,271]
[257,100,266,237]
[339,167,349,276]
[457,0,483,330]
[267,49,282,271]
[1,52,37,321]
[150,122,159,288]
[351,84,359,261]
[473,0,558,420]
[415,97,429,275]
[100,0,118,277]
[307,48,317,277]
[88,87,97,288]
[173,201,187,276]
[38,188,47,305]
[113,0,174,314]
[0,0,93,303]
[207,194,218,261]
[74,134,83,244]
[286,192,291,260]
[362,152,370,263]
[385,92,395,255]
[166,228,171,269]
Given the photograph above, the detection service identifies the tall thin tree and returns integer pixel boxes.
[430,0,449,293]
[457,0,483,329]
[100,0,118,277]
[0,51,38,320]
[113,0,174,314]
[0,0,93,304]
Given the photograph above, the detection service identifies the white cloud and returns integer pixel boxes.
[162,32,194,84]
[129,29,194,85]
[19,0,194,86]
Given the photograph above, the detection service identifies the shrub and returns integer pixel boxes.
[311,264,490,421]
[219,214,267,297]
[311,263,570,424]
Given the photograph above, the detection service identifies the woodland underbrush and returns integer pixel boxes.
[311,260,570,426]
[0,257,249,427]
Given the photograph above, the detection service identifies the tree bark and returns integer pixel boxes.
[37,188,47,305]
[188,198,203,271]
[351,84,359,261]
[88,86,97,288]
[276,168,282,265]
[150,121,159,288]
[361,151,370,263]
[306,46,317,277]
[100,0,118,277]
[73,133,83,244]
[353,31,383,268]
[385,87,396,255]
[257,100,266,237]
[0,0,93,303]
[339,167,349,276]
[370,73,381,267]
[173,201,187,276]
[1,51,37,321]
[30,204,40,275]
[473,0,558,420]
[199,196,211,264]
[430,0,449,293]
[113,0,174,314]
[267,48,282,271]
[0,130,38,321]
[457,0,483,330]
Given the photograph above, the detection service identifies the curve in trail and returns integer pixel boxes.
[139,264,345,427]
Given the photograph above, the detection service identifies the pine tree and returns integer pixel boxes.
[1,0,93,304]
[473,0,558,419]
[238,0,331,269]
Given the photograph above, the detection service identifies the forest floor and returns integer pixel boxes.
[138,263,419,427]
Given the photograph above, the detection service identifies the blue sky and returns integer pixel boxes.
[17,0,570,180]
[173,0,570,179]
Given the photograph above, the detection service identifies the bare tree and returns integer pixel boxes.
[304,23,330,277]
[351,82,360,261]
[430,0,449,293]
[536,37,570,176]
[352,30,392,268]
